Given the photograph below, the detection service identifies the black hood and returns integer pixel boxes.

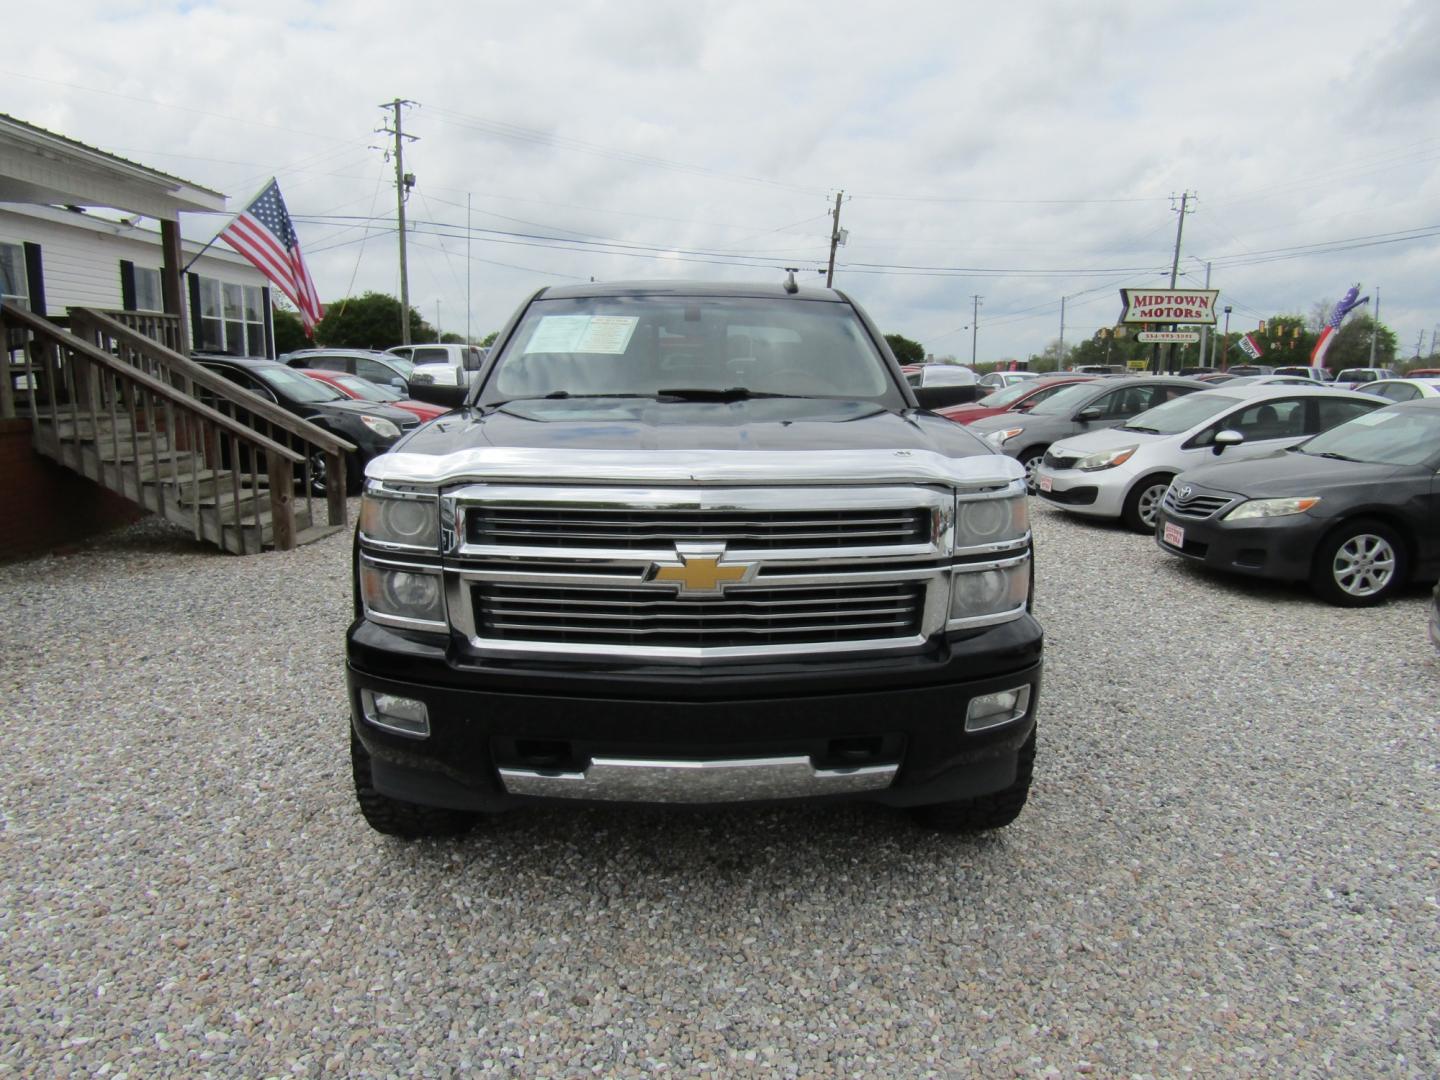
[396,398,993,458]
[1178,447,1409,497]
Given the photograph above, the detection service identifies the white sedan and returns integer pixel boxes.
[1354,378,1440,403]
[1031,385,1384,531]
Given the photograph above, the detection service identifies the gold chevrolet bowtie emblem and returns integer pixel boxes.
[649,546,756,595]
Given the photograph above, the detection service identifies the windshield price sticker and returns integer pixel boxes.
[525,315,639,355]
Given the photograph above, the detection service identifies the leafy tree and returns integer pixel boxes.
[883,333,925,365]
[439,332,467,344]
[313,292,433,350]
[1326,315,1396,368]
[271,308,308,356]
[480,330,499,347]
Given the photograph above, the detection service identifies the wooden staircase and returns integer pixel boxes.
[1,303,355,554]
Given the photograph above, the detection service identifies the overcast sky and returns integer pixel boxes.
[7,0,1438,361]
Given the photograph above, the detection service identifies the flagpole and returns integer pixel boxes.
[182,178,275,274]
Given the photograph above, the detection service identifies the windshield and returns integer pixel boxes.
[257,366,343,402]
[381,356,415,376]
[1027,382,1101,416]
[1298,408,1440,466]
[479,295,897,404]
[1124,393,1241,434]
[334,374,402,402]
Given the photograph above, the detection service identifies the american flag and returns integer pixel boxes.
[1309,284,1368,370]
[220,179,324,335]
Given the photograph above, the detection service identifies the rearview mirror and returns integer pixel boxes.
[914,385,980,410]
[1076,406,1102,422]
[1213,429,1244,454]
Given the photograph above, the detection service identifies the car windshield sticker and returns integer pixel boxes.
[1351,412,1395,426]
[525,315,639,355]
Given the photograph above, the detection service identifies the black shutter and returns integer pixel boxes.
[187,273,203,354]
[23,243,45,315]
[120,260,137,311]
[261,286,275,358]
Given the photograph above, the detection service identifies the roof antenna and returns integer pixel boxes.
[782,267,799,294]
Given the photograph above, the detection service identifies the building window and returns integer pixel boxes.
[195,275,266,356]
[1,242,29,310]
[134,267,162,312]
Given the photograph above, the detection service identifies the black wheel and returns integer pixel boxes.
[1018,448,1048,492]
[351,732,479,839]
[909,729,1035,833]
[1310,518,1408,607]
[304,450,361,497]
[1122,474,1173,532]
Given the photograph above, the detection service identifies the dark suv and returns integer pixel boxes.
[197,356,421,494]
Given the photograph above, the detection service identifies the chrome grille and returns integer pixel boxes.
[1162,487,1233,519]
[473,581,926,648]
[466,506,930,551]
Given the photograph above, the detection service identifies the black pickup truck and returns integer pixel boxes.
[347,281,1042,837]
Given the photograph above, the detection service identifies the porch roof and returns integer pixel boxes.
[0,114,227,220]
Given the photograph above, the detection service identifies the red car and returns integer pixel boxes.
[936,376,1095,424]
[300,369,450,423]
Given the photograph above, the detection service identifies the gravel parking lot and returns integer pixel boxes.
[1,500,1436,1077]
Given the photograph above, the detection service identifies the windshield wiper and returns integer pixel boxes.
[655,387,806,401]
[1310,451,1360,462]
[1122,424,1162,433]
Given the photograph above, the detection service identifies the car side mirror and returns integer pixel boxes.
[1076,406,1102,422]
[408,381,469,408]
[1213,429,1244,454]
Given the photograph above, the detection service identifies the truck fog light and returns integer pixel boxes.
[361,689,430,738]
[965,685,1031,733]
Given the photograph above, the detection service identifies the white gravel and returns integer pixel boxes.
[1,500,1436,1077]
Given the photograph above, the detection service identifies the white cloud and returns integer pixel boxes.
[5,0,1435,358]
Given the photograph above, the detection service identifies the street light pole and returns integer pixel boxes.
[971,295,983,366]
[1222,305,1232,367]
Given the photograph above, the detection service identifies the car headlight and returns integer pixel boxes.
[985,427,1025,446]
[1077,445,1138,471]
[360,486,440,549]
[954,494,1028,549]
[949,557,1030,623]
[1223,497,1321,521]
[360,414,401,439]
[359,561,446,626]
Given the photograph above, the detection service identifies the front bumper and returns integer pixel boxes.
[1154,506,1325,582]
[347,615,1043,811]
[1033,464,1128,518]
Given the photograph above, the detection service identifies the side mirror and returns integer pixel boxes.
[1076,406,1102,422]
[1212,429,1244,454]
[408,381,469,408]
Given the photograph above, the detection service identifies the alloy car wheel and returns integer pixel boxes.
[1311,520,1407,607]
[1019,449,1046,491]
[1122,476,1173,533]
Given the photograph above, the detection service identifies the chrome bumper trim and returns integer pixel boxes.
[498,755,898,803]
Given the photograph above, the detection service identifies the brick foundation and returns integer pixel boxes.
[0,418,144,561]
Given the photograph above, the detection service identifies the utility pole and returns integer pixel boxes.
[1367,285,1380,365]
[1417,330,1428,360]
[825,191,844,288]
[971,295,983,366]
[1155,190,1196,373]
[435,300,441,341]
[379,99,418,344]
[1198,261,1212,366]
[466,193,472,344]
[1058,295,1066,368]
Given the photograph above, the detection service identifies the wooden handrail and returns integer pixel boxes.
[2,302,305,463]
[69,308,355,457]
[2,303,304,463]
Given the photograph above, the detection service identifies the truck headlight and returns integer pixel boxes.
[1077,445,1137,471]
[1223,496,1321,521]
[954,494,1028,549]
[950,557,1029,622]
[360,486,439,549]
[359,562,446,626]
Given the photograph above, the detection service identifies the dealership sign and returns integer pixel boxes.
[1136,330,1200,343]
[1119,289,1220,325]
